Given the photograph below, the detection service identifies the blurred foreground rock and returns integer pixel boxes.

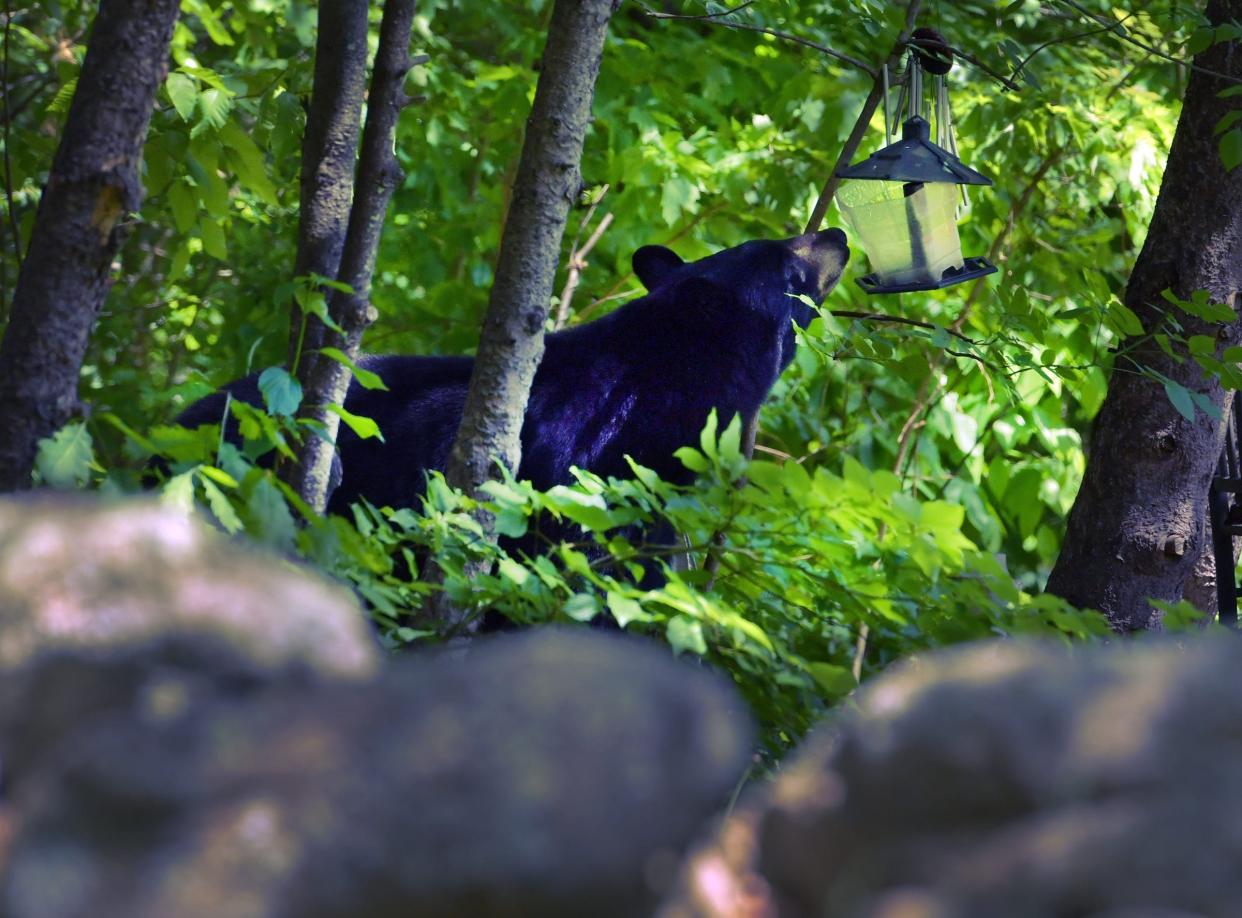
[0,494,752,917]
[665,639,1242,918]
[4,630,751,918]
[0,496,378,677]
[0,496,380,793]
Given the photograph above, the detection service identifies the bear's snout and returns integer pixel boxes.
[794,227,850,300]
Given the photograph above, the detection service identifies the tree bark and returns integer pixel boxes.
[0,0,179,492]
[443,0,618,500]
[1046,0,1242,631]
[285,0,417,512]
[287,0,369,379]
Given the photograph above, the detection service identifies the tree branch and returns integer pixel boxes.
[904,34,1022,92]
[0,0,180,491]
[829,310,980,346]
[1057,0,1242,85]
[639,4,875,76]
[804,0,925,235]
[554,189,613,330]
[286,0,369,378]
[434,0,618,626]
[285,0,418,513]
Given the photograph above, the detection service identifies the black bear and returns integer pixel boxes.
[176,228,849,513]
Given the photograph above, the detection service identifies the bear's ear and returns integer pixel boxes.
[632,245,684,290]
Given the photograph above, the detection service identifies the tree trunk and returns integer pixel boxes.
[443,0,618,500]
[0,0,179,492]
[285,0,418,513]
[1046,0,1242,631]
[287,0,369,379]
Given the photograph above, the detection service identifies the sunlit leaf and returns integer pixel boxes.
[34,422,94,488]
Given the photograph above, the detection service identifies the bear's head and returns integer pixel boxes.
[631,227,850,327]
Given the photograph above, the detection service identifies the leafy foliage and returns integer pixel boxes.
[0,1,1211,750]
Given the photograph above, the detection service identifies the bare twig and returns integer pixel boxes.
[829,310,981,346]
[954,148,1065,328]
[1009,23,1119,82]
[1058,0,1242,85]
[554,192,613,330]
[905,35,1022,92]
[640,4,875,75]
[804,0,924,234]
[851,623,869,680]
[573,202,728,324]
[655,0,759,20]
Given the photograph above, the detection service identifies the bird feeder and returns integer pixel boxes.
[835,33,997,295]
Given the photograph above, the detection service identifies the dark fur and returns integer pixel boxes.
[176,230,849,514]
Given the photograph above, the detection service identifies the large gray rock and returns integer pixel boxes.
[0,496,380,795]
[3,629,753,918]
[665,638,1242,918]
[0,496,378,677]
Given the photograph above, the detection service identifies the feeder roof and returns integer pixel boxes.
[836,116,993,186]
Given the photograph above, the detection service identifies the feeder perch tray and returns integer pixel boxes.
[855,256,997,294]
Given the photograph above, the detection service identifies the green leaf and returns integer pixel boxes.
[607,592,650,627]
[1214,110,1242,136]
[807,662,856,698]
[1220,128,1242,172]
[167,243,192,282]
[718,412,743,466]
[200,217,228,259]
[1189,389,1223,421]
[1186,26,1216,56]
[198,474,243,534]
[327,403,385,441]
[167,181,197,235]
[674,447,709,473]
[165,72,198,121]
[666,614,707,655]
[1107,302,1145,337]
[497,557,529,586]
[949,409,978,453]
[195,87,234,136]
[198,465,239,488]
[563,592,599,622]
[1163,381,1197,422]
[318,347,390,391]
[294,288,344,333]
[1188,334,1217,356]
[243,475,297,551]
[220,119,279,205]
[162,470,197,513]
[494,506,528,538]
[34,422,94,488]
[46,79,78,114]
[258,366,303,417]
[184,0,235,44]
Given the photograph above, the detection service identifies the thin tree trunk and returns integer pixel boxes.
[1046,0,1242,631]
[443,0,618,498]
[285,0,417,512]
[0,0,179,492]
[287,0,369,380]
